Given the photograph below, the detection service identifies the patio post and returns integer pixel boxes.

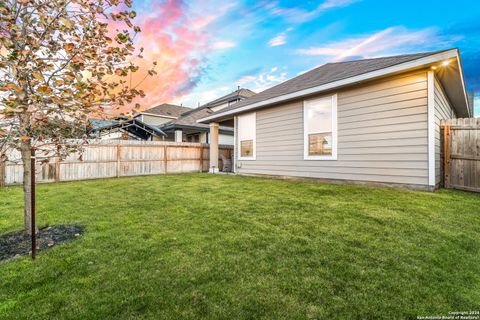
[209,122,219,173]
[174,130,183,143]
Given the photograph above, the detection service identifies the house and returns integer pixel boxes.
[199,49,472,191]
[134,103,192,126]
[89,118,166,141]
[159,88,255,144]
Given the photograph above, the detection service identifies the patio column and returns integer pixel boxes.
[209,122,219,173]
[174,130,183,143]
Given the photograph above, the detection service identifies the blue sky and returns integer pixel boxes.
[132,0,480,116]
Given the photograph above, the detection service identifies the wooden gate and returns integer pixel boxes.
[442,118,480,192]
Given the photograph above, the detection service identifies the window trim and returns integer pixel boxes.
[303,94,338,161]
[238,112,256,161]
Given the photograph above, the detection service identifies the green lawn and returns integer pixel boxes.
[0,174,479,319]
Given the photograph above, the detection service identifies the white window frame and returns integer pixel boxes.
[303,94,338,161]
[237,112,256,161]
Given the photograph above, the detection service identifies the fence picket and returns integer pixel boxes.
[1,141,233,186]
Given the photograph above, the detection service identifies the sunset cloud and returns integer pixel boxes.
[235,67,288,93]
[319,0,360,10]
[268,34,286,47]
[191,15,218,30]
[237,75,257,85]
[213,40,237,50]
[268,27,293,47]
[112,0,237,113]
[271,0,360,23]
[296,27,455,61]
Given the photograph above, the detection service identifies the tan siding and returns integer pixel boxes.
[141,114,174,126]
[236,71,430,186]
[434,77,456,185]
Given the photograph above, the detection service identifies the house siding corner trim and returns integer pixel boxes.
[427,71,436,187]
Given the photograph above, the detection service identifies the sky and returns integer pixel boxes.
[129,0,480,116]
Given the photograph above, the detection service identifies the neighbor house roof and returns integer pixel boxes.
[180,88,256,117]
[89,118,166,140]
[160,107,233,133]
[160,88,256,133]
[200,88,256,109]
[139,103,192,118]
[89,119,117,130]
[199,49,470,121]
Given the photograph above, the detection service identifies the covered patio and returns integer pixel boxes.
[206,118,235,173]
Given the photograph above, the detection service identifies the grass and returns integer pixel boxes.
[0,173,479,319]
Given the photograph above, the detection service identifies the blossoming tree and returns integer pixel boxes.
[0,0,155,234]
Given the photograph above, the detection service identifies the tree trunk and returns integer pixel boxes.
[20,139,36,236]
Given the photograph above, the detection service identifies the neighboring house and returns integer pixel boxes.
[135,103,192,126]
[160,88,256,144]
[200,49,472,190]
[89,118,166,141]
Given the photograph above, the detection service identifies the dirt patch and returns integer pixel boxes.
[0,225,83,262]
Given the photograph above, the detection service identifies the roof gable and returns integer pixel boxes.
[160,106,233,132]
[205,88,256,107]
[140,104,192,118]
[158,89,256,132]
[182,88,256,117]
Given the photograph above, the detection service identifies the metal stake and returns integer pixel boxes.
[31,147,36,260]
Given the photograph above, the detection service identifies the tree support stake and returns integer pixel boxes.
[31,147,36,260]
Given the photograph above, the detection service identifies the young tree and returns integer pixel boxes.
[0,0,155,234]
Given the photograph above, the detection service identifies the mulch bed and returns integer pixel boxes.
[0,225,83,262]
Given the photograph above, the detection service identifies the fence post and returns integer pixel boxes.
[163,144,168,174]
[443,120,451,189]
[116,144,121,178]
[55,157,61,182]
[0,157,5,188]
[199,145,204,172]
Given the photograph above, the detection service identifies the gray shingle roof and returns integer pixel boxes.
[141,103,192,118]
[160,88,256,132]
[200,88,256,109]
[162,108,213,130]
[88,119,117,130]
[203,50,450,119]
[160,107,233,132]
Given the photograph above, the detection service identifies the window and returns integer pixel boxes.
[237,112,256,160]
[304,94,337,160]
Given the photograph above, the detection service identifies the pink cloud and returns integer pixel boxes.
[112,0,228,114]
[192,15,218,30]
[212,40,236,49]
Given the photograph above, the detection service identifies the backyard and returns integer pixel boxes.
[0,174,479,319]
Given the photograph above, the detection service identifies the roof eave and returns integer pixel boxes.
[455,49,472,117]
[161,123,233,134]
[198,49,467,123]
[136,112,179,119]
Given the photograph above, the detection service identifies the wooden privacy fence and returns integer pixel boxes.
[0,141,233,186]
[442,118,480,192]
